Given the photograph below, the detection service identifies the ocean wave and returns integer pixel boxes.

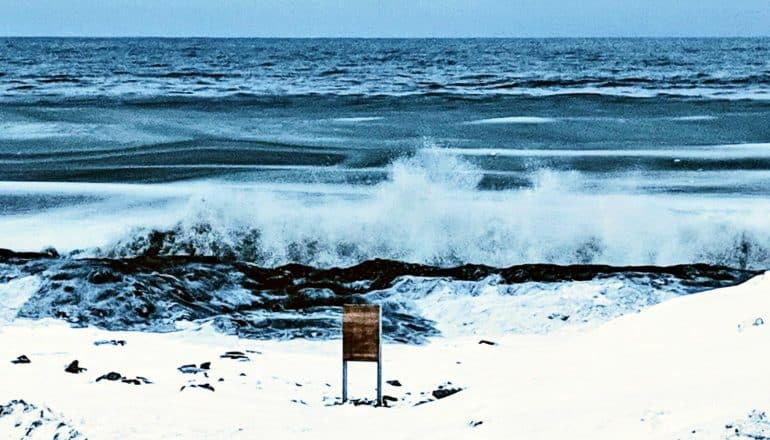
[66,149,770,270]
[3,88,770,105]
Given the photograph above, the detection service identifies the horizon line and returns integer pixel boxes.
[1,35,768,39]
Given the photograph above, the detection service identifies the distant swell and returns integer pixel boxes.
[2,38,769,101]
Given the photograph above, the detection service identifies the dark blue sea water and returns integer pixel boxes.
[0,38,769,340]
[2,38,770,99]
[1,38,769,269]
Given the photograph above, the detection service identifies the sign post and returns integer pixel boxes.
[342,304,382,405]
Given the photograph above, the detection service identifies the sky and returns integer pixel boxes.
[0,0,768,38]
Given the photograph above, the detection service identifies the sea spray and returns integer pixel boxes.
[75,149,770,269]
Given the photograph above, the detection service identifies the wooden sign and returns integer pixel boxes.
[343,304,381,362]
[341,304,382,404]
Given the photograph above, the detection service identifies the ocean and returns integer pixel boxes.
[1,38,769,340]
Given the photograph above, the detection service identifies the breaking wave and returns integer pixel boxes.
[88,149,770,269]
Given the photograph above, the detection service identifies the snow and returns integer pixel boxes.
[2,272,770,439]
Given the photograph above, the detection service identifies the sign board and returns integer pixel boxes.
[343,304,381,362]
[341,304,382,404]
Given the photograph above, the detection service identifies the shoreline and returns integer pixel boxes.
[3,272,770,438]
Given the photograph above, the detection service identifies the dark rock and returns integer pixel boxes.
[121,378,141,385]
[386,380,402,387]
[547,312,570,321]
[432,386,463,400]
[65,360,86,374]
[41,247,59,258]
[754,317,765,326]
[220,351,249,361]
[469,420,483,427]
[11,355,30,364]
[96,372,122,382]
[136,376,153,384]
[218,378,224,382]
[348,398,380,407]
[94,339,126,346]
[199,361,211,370]
[88,270,122,284]
[383,395,398,403]
[478,340,497,346]
[178,364,201,374]
[3,251,761,345]
[181,383,215,392]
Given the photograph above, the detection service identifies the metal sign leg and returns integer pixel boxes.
[377,307,382,406]
[376,359,382,406]
[342,360,348,402]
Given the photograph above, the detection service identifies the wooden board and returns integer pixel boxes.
[343,304,381,362]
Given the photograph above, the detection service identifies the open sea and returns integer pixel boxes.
[1,38,769,340]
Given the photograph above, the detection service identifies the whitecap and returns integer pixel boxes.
[465,116,555,125]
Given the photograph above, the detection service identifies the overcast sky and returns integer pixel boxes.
[0,0,768,37]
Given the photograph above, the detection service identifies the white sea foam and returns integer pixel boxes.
[436,143,770,159]
[668,115,718,121]
[1,149,770,268]
[465,116,555,124]
[366,276,679,337]
[331,117,384,123]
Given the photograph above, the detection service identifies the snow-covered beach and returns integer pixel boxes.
[2,36,770,440]
[3,272,769,439]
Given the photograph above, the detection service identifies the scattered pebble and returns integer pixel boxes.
[220,351,250,361]
[181,383,215,392]
[65,360,87,374]
[10,355,30,364]
[96,372,122,382]
[118,377,152,385]
[432,384,463,400]
[547,312,570,322]
[94,340,126,346]
[178,362,212,374]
